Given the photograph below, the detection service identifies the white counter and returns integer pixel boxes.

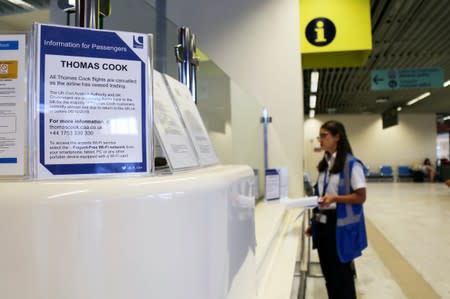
[255,200,302,299]
[0,165,256,299]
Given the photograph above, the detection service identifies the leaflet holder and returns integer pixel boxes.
[28,0,153,179]
[58,0,111,28]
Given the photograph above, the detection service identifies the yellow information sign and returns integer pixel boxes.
[0,60,18,79]
[300,0,372,69]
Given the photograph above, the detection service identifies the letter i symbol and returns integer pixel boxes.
[314,21,327,43]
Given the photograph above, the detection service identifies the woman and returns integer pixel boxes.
[422,158,436,182]
[307,120,368,299]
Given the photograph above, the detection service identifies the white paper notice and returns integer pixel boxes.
[281,196,319,209]
[164,74,219,166]
[35,24,150,177]
[278,167,288,199]
[153,71,198,170]
[44,55,143,166]
[0,35,26,176]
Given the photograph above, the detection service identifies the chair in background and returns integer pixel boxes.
[379,165,394,182]
[397,165,413,182]
[441,164,450,182]
[365,166,383,182]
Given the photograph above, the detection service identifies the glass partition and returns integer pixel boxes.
[46,0,265,197]
[196,59,265,198]
[143,4,265,197]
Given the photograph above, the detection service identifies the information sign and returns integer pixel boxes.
[371,68,444,90]
[265,168,280,201]
[33,24,151,177]
[153,71,198,170]
[0,34,26,176]
[164,74,219,166]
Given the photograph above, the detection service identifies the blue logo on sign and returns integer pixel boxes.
[133,35,144,49]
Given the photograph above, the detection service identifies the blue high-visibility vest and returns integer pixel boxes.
[335,154,368,262]
[312,154,368,263]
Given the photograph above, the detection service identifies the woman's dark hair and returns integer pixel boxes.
[423,158,431,165]
[317,120,353,174]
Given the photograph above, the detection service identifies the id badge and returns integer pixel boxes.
[319,214,327,224]
[315,213,327,224]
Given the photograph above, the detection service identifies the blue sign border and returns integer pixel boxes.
[39,25,147,175]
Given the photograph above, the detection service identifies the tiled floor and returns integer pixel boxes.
[305,182,450,299]
[306,243,407,299]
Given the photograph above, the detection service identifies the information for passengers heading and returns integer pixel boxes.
[36,24,149,177]
[0,34,26,176]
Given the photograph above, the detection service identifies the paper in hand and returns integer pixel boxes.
[280,196,319,209]
[280,196,319,221]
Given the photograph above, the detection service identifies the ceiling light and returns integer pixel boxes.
[444,80,450,87]
[406,92,431,106]
[6,0,35,9]
[397,106,402,112]
[309,95,317,109]
[309,109,315,118]
[375,97,388,104]
[310,71,319,93]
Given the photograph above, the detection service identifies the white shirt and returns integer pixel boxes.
[317,152,366,210]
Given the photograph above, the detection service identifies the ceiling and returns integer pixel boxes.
[303,0,450,116]
[0,0,48,15]
[0,0,49,32]
[0,0,448,116]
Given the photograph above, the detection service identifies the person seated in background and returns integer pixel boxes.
[422,158,436,182]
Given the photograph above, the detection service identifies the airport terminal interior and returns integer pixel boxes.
[0,0,449,298]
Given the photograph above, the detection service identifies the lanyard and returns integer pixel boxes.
[322,170,329,196]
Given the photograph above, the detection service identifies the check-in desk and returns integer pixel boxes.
[0,165,256,299]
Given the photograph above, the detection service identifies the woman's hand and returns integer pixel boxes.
[305,226,312,237]
[319,195,337,207]
[325,189,366,205]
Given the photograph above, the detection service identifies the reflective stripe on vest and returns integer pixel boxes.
[337,156,362,227]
